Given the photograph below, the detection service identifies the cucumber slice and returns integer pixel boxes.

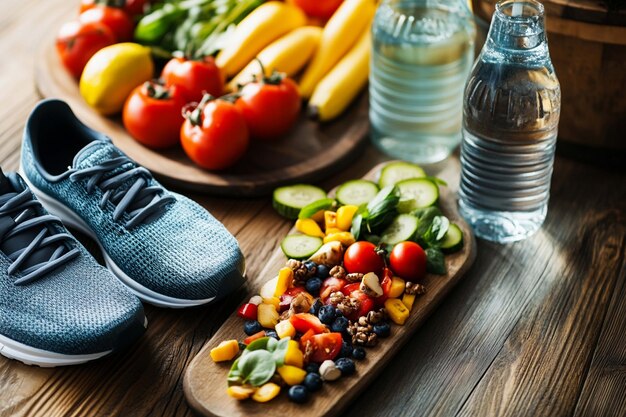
[335,180,379,206]
[380,214,419,245]
[440,223,463,253]
[378,161,426,188]
[396,178,439,208]
[280,234,323,259]
[273,185,327,219]
[397,198,417,214]
[298,198,335,219]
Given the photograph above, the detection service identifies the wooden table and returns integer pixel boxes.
[1,1,625,416]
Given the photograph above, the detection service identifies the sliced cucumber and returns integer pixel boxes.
[380,214,419,245]
[397,198,417,214]
[273,184,327,219]
[335,180,379,206]
[440,223,463,253]
[298,198,335,219]
[396,178,439,208]
[280,234,323,259]
[378,161,426,188]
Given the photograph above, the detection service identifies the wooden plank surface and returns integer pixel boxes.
[1,1,626,417]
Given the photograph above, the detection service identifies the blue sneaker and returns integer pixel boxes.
[20,99,245,308]
[0,168,146,366]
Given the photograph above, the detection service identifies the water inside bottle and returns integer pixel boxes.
[369,3,475,164]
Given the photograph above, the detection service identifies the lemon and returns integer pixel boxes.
[80,43,154,115]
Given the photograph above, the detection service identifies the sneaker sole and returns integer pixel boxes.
[20,171,217,309]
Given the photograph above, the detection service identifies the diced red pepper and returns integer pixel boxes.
[237,303,258,321]
[290,313,328,334]
[243,330,266,345]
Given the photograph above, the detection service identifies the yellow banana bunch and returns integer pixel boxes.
[298,0,376,99]
[227,26,322,92]
[308,29,371,122]
[216,1,306,78]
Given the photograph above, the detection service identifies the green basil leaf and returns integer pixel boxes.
[429,216,450,242]
[227,357,242,384]
[426,247,447,275]
[272,337,291,367]
[244,337,270,353]
[266,337,278,352]
[237,350,276,386]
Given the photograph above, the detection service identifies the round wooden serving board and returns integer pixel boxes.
[35,40,369,196]
[183,162,477,417]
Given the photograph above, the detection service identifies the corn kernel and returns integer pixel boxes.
[389,277,405,298]
[384,298,410,325]
[295,218,325,238]
[336,205,359,231]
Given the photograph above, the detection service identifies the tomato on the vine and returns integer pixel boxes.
[122,81,186,149]
[291,0,343,20]
[162,56,224,103]
[389,241,427,281]
[56,20,115,78]
[300,331,342,363]
[235,63,301,141]
[180,94,249,170]
[343,241,385,276]
[79,6,134,42]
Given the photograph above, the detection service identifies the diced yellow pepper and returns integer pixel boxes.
[295,218,325,238]
[277,365,307,385]
[227,385,255,400]
[389,277,405,298]
[311,209,325,223]
[274,267,293,297]
[210,340,239,362]
[275,320,296,339]
[324,210,337,231]
[284,339,304,368]
[384,298,410,325]
[325,227,343,236]
[402,293,416,311]
[336,205,359,231]
[259,276,278,299]
[252,382,281,403]
[323,231,356,246]
[258,303,279,329]
[262,297,280,309]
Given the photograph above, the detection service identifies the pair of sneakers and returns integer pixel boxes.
[0,99,245,367]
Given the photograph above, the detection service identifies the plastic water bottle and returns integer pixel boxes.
[458,0,561,243]
[370,0,475,164]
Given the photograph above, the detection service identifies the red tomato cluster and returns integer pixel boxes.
[56,0,146,78]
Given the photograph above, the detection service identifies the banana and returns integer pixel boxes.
[308,29,370,122]
[216,1,306,78]
[227,26,322,92]
[298,0,375,99]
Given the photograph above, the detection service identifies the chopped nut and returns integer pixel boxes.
[287,259,314,286]
[319,360,341,381]
[345,273,364,283]
[329,265,346,280]
[405,282,426,295]
[291,292,313,314]
[366,310,384,325]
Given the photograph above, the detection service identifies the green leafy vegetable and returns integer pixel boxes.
[271,338,290,368]
[236,350,276,386]
[351,186,399,239]
[426,247,446,275]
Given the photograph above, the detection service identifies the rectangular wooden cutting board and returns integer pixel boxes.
[183,162,477,416]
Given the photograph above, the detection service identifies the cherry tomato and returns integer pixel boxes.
[122,81,186,149]
[235,69,301,141]
[79,0,148,17]
[180,95,249,170]
[279,286,307,312]
[289,313,327,334]
[389,241,427,281]
[56,20,115,78]
[341,283,375,320]
[343,241,385,276]
[300,331,342,363]
[122,0,149,16]
[162,56,224,103]
[79,6,134,42]
[320,276,347,303]
[237,303,258,321]
[291,0,343,20]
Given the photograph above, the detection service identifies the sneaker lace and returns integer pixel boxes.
[69,156,176,229]
[0,188,80,285]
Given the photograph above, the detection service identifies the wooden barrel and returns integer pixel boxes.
[473,0,626,154]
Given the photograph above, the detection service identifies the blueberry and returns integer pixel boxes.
[303,372,323,392]
[305,363,320,374]
[265,330,279,339]
[243,320,262,335]
[305,277,322,297]
[352,347,366,360]
[304,261,317,273]
[309,299,323,316]
[330,316,349,333]
[339,341,352,358]
[335,357,356,376]
[372,323,391,338]
[316,264,330,279]
[318,305,336,324]
[334,308,343,317]
[288,385,309,403]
